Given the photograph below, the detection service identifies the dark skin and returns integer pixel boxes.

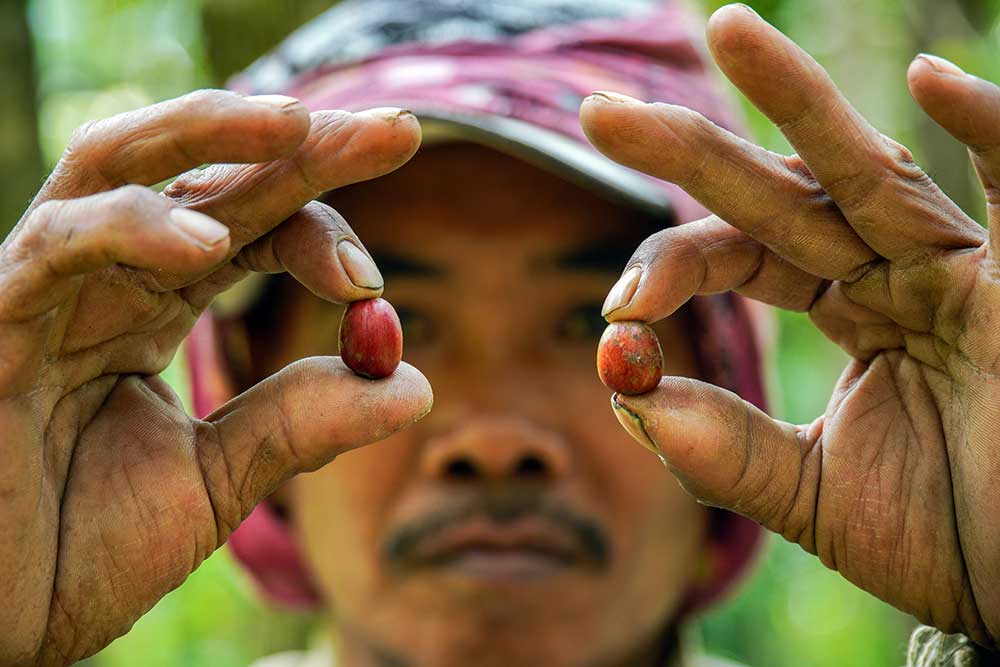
[0,3,998,665]
[246,143,708,667]
[0,95,432,665]
[582,5,1000,647]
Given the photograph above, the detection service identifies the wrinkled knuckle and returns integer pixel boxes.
[29,199,63,232]
[872,136,926,185]
[162,164,217,202]
[882,134,915,165]
[21,200,64,254]
[784,157,823,198]
[308,110,353,143]
[65,119,101,158]
[796,180,836,221]
[780,503,816,552]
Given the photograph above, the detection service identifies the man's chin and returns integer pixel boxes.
[349,567,639,667]
[362,599,591,667]
[387,559,599,636]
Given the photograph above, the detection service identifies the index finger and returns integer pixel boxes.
[707,4,983,257]
[29,90,310,211]
[163,108,420,297]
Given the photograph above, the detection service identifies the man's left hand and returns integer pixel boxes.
[581,3,1000,648]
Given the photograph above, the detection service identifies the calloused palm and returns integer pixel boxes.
[0,91,431,665]
[581,4,1000,647]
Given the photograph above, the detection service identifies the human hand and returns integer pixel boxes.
[0,90,432,665]
[580,4,1000,648]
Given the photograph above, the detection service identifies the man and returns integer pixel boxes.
[0,3,997,667]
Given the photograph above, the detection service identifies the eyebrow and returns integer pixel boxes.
[538,239,647,273]
[369,221,665,278]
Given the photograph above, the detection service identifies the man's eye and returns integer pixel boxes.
[395,306,437,347]
[555,302,607,342]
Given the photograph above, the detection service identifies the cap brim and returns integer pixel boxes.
[418,109,674,220]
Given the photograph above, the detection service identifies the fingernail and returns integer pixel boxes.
[391,108,415,125]
[170,208,229,247]
[611,394,665,463]
[358,107,415,123]
[337,240,384,290]
[589,90,645,105]
[916,54,966,77]
[735,3,760,17]
[245,94,303,111]
[602,265,642,318]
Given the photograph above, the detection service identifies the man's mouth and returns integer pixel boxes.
[381,489,612,580]
[408,517,580,580]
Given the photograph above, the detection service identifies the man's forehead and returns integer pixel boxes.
[370,236,654,279]
[322,142,669,274]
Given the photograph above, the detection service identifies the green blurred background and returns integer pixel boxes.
[3,0,999,665]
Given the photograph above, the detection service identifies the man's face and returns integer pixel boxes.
[250,144,709,667]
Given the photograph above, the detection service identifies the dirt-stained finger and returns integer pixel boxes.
[236,201,384,301]
[197,357,432,543]
[1,186,229,320]
[0,186,230,395]
[704,4,983,258]
[165,107,420,248]
[580,95,877,281]
[602,215,826,325]
[611,375,819,547]
[26,90,310,215]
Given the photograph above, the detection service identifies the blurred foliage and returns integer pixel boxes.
[201,0,333,81]
[0,0,42,230]
[7,0,999,665]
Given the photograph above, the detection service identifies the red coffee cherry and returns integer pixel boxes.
[339,298,403,379]
[597,321,663,395]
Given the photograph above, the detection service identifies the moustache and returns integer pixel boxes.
[380,487,612,573]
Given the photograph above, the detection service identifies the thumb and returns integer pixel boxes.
[611,377,820,544]
[197,357,433,540]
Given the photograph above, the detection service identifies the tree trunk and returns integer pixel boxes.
[0,0,43,237]
[200,0,336,84]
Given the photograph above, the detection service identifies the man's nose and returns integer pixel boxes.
[419,416,572,483]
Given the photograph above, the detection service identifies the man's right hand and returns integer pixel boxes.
[0,90,433,666]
